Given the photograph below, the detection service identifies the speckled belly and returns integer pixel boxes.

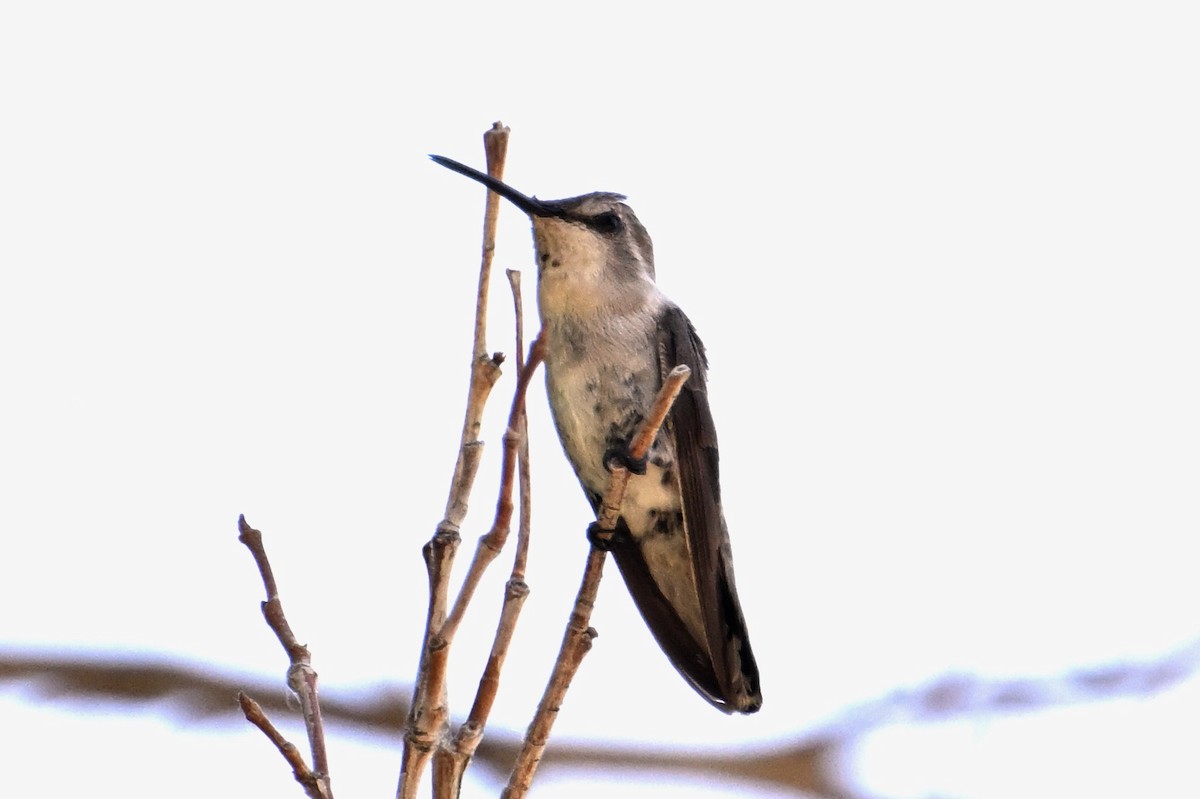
[544,349,706,646]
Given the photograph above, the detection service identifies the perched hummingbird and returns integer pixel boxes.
[432,155,762,714]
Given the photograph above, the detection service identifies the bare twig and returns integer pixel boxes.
[399,122,512,799]
[502,365,693,799]
[437,119,513,563]
[444,270,537,783]
[506,269,534,585]
[438,334,546,646]
[471,122,511,363]
[239,692,331,799]
[238,515,334,799]
[427,334,546,796]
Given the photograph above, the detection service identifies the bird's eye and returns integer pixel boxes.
[593,211,623,234]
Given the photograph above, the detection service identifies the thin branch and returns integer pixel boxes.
[439,117,512,567]
[423,336,544,684]
[507,269,534,584]
[430,271,539,795]
[399,122,511,799]
[471,122,511,363]
[427,333,546,795]
[446,270,537,779]
[439,119,512,543]
[238,515,334,799]
[438,334,546,645]
[239,691,331,799]
[502,365,692,799]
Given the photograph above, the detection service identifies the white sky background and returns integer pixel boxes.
[1,2,1198,797]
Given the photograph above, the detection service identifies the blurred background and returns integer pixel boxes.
[1,2,1197,797]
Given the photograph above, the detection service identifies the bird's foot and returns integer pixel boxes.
[603,445,648,476]
[587,518,631,551]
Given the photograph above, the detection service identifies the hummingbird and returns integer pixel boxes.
[431,155,762,714]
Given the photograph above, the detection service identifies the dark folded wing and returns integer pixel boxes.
[605,533,726,704]
[654,304,761,712]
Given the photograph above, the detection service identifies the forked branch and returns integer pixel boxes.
[398,123,511,798]
[237,515,333,799]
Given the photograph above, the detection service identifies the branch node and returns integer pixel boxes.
[237,521,333,796]
[425,530,462,566]
[480,532,506,555]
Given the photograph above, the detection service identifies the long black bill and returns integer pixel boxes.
[430,154,555,217]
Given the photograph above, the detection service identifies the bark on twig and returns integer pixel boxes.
[505,269,534,586]
[427,334,546,795]
[399,123,511,799]
[237,515,334,799]
[444,271,539,785]
[239,692,331,799]
[437,334,546,647]
[400,122,558,799]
